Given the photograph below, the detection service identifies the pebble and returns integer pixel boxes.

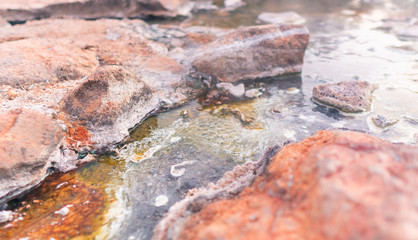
[286,87,300,95]
[7,89,17,100]
[0,210,13,223]
[216,82,245,98]
[371,115,399,128]
[155,195,169,207]
[245,89,262,98]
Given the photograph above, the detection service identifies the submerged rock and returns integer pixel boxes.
[0,0,193,23]
[371,115,399,128]
[155,130,418,240]
[60,65,157,147]
[312,81,377,113]
[192,24,310,83]
[0,109,63,203]
[257,11,306,25]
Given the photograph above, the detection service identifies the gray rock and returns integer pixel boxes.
[192,24,310,83]
[371,115,399,128]
[312,81,377,113]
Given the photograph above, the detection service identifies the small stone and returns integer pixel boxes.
[371,115,399,128]
[6,89,17,100]
[312,81,377,113]
[397,25,418,39]
[54,205,73,216]
[216,83,245,98]
[180,110,190,118]
[0,210,13,223]
[286,87,300,95]
[155,195,169,207]
[245,89,262,98]
[257,11,306,25]
[341,9,356,16]
[170,136,182,143]
[170,161,195,177]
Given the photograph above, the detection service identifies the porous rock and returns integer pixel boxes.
[0,109,63,203]
[0,38,98,87]
[192,24,309,83]
[60,65,157,147]
[155,130,418,240]
[312,81,377,113]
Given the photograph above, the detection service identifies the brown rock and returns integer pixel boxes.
[192,24,309,83]
[312,81,377,113]
[60,65,156,146]
[0,109,63,202]
[0,0,192,23]
[0,38,98,86]
[155,130,418,240]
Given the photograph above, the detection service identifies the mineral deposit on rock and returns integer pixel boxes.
[155,130,418,240]
[192,24,310,83]
[312,81,377,113]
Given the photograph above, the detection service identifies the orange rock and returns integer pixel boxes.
[157,130,418,240]
[0,109,64,202]
[192,24,309,82]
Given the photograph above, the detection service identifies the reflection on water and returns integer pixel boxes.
[1,0,417,239]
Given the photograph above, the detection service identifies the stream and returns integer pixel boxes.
[1,0,417,239]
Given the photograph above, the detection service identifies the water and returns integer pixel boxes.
[1,0,417,239]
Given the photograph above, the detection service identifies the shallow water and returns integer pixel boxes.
[1,0,417,239]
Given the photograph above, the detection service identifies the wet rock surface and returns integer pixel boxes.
[60,65,156,147]
[192,24,310,82]
[312,81,377,113]
[158,130,418,240]
[0,109,63,203]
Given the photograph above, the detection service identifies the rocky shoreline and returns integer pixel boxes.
[0,0,417,239]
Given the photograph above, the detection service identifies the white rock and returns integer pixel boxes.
[224,0,245,11]
[217,82,245,98]
[257,11,306,25]
[0,210,13,223]
[170,161,195,177]
[245,89,262,98]
[155,195,169,207]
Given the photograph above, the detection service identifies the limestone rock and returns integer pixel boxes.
[312,81,377,113]
[0,38,98,87]
[60,65,157,147]
[257,11,306,25]
[0,0,192,23]
[192,24,310,83]
[156,130,418,240]
[0,109,63,203]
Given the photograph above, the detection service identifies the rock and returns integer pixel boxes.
[0,109,64,203]
[0,0,192,23]
[145,56,185,74]
[6,89,17,100]
[312,81,377,113]
[0,38,98,87]
[192,24,309,83]
[0,210,13,223]
[244,89,262,98]
[60,65,157,147]
[257,11,306,25]
[371,115,399,128]
[155,130,418,240]
[216,83,245,98]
